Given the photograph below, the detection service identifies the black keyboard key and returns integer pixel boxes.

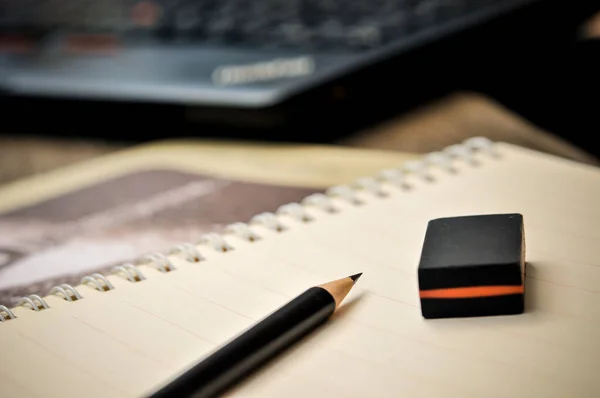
[0,0,525,52]
[345,25,382,49]
[274,23,313,46]
[127,0,172,37]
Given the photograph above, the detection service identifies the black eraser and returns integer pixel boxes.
[418,213,525,319]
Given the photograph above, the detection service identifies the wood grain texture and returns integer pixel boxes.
[0,136,120,185]
[1,92,597,187]
[342,92,598,165]
[583,11,600,37]
[0,140,416,214]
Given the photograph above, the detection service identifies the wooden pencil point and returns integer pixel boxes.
[319,273,362,309]
[150,274,363,397]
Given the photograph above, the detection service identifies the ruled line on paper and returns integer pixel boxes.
[336,296,598,389]
[252,256,328,287]
[459,311,600,354]
[174,286,257,321]
[346,290,598,353]
[528,248,600,269]
[521,277,600,322]
[355,288,419,308]
[284,326,522,398]
[0,371,42,398]
[15,331,128,396]
[524,274,600,294]
[286,234,600,300]
[0,143,598,398]
[214,266,294,299]
[295,233,418,276]
[265,252,420,307]
[301,210,600,297]
[73,316,164,365]
[222,359,358,398]
[122,300,218,346]
[308,335,477,396]
[527,222,600,242]
[168,257,293,301]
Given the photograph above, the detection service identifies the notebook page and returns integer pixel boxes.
[1,142,599,398]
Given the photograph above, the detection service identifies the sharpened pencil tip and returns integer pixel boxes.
[349,273,363,283]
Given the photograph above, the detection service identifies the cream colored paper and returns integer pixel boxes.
[0,140,415,214]
[1,142,599,398]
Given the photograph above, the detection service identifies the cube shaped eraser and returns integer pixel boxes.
[418,214,525,319]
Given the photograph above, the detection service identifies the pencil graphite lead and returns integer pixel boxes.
[349,273,363,283]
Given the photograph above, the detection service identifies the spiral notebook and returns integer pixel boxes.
[1,137,599,398]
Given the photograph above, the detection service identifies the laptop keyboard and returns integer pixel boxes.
[1,0,505,52]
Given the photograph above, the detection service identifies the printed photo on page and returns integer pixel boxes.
[0,169,320,307]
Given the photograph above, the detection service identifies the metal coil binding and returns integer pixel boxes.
[112,264,146,283]
[225,222,262,242]
[81,273,115,292]
[198,233,234,252]
[170,243,205,262]
[302,193,339,213]
[327,185,365,205]
[17,295,50,311]
[140,253,176,272]
[0,305,17,321]
[277,203,314,222]
[50,284,83,302]
[0,137,497,321]
[354,177,388,197]
[250,212,286,231]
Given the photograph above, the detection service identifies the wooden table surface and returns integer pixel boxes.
[2,9,600,185]
[1,91,597,187]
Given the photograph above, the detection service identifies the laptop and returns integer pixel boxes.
[1,0,560,108]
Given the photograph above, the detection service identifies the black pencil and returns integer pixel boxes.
[148,273,362,398]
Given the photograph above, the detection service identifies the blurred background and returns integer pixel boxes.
[1,0,599,183]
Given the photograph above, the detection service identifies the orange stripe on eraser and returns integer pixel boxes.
[419,285,524,299]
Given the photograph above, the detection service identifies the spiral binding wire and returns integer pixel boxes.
[0,305,17,321]
[49,284,83,302]
[112,264,146,283]
[81,273,115,292]
[17,295,50,311]
[0,137,498,322]
[140,253,176,272]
